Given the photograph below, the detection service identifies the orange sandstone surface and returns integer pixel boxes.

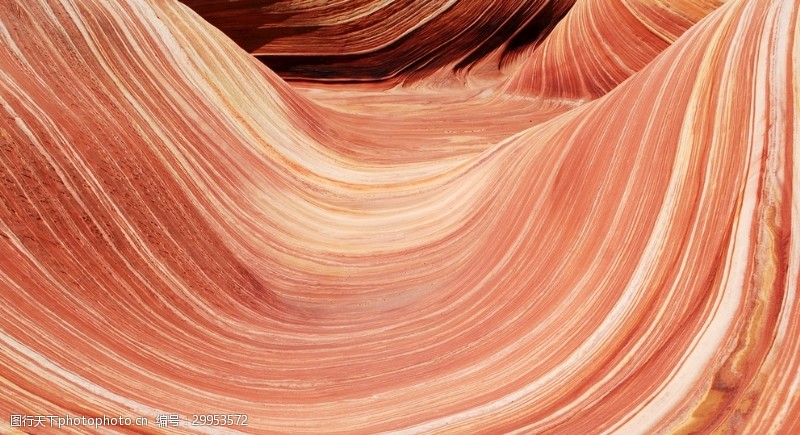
[0,0,798,433]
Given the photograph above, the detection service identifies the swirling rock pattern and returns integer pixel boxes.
[0,0,798,434]
[506,0,725,99]
[180,0,576,83]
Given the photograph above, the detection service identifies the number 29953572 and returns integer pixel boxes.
[191,414,248,426]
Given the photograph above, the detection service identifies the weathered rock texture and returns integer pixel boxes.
[0,0,798,433]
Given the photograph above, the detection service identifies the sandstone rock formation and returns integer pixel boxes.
[0,0,797,433]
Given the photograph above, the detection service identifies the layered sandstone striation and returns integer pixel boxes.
[0,0,798,433]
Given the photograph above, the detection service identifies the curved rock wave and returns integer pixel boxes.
[180,0,576,83]
[506,0,725,99]
[0,0,798,433]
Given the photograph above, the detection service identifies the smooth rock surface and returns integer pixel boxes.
[0,0,798,433]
